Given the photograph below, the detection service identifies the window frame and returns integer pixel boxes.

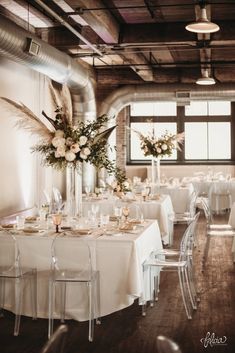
[127,102,235,165]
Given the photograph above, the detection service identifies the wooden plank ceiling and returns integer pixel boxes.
[1,0,235,85]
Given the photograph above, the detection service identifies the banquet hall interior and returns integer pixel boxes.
[0,1,235,353]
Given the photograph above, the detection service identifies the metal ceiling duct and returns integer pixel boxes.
[0,14,96,187]
[100,83,235,117]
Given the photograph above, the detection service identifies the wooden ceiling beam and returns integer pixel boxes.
[65,0,120,43]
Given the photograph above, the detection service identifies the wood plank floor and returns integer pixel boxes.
[1,212,235,353]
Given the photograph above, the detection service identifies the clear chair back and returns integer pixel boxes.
[0,232,20,273]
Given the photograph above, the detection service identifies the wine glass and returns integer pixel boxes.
[85,185,90,200]
[114,207,122,226]
[52,213,62,233]
[91,204,99,219]
[122,206,130,222]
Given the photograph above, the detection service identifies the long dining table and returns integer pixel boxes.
[0,219,162,321]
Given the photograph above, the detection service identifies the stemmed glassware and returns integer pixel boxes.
[91,204,100,220]
[114,207,122,227]
[52,213,62,233]
[122,206,130,222]
[85,186,91,200]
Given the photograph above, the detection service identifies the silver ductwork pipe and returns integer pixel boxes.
[100,83,235,117]
[0,14,96,188]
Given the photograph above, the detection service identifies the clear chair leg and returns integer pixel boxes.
[184,267,197,310]
[94,273,101,325]
[14,278,22,336]
[178,268,192,320]
[48,280,55,339]
[60,282,66,323]
[88,282,94,342]
[30,270,37,320]
[0,278,5,318]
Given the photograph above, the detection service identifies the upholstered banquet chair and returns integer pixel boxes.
[142,215,199,319]
[48,235,100,342]
[0,231,37,335]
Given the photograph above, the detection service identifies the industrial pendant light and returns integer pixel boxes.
[186,5,220,34]
[196,69,216,85]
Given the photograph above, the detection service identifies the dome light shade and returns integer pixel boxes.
[196,69,216,85]
[185,7,220,34]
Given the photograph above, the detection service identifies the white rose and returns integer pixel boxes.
[82,147,91,156]
[161,143,168,151]
[123,181,129,189]
[56,145,66,157]
[144,146,148,153]
[70,143,80,153]
[55,130,64,138]
[80,152,88,160]
[157,147,162,154]
[66,137,74,146]
[79,135,88,146]
[54,150,61,158]
[52,137,65,148]
[155,143,159,149]
[65,151,76,162]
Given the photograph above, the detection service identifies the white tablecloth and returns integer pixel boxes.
[1,220,162,321]
[82,195,174,243]
[151,183,194,213]
[228,203,235,262]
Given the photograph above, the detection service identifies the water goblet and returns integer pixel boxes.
[114,207,122,227]
[122,206,130,222]
[52,213,62,233]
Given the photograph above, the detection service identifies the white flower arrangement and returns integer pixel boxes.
[136,129,184,159]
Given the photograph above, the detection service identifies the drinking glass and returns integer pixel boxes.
[122,206,130,222]
[114,207,122,226]
[16,216,25,230]
[85,186,91,199]
[91,204,100,218]
[52,213,62,233]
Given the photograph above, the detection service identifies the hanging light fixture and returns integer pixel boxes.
[185,5,220,34]
[196,69,216,85]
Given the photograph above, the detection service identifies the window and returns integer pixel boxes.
[185,122,231,160]
[128,100,233,164]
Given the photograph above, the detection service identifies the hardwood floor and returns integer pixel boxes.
[1,212,235,353]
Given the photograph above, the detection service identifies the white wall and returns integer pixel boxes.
[126,164,235,181]
[0,57,65,217]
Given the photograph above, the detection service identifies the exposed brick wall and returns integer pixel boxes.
[116,107,128,171]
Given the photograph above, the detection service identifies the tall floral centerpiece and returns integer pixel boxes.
[135,129,184,184]
[0,87,116,216]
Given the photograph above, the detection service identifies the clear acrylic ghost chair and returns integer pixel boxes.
[157,335,182,353]
[41,324,68,353]
[201,197,235,271]
[48,236,100,342]
[142,219,198,319]
[128,204,144,222]
[0,231,37,335]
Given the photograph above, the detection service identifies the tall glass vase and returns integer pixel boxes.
[151,157,161,185]
[66,163,82,217]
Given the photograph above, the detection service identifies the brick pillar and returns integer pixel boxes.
[116,107,128,171]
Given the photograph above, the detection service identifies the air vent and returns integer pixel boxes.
[25,38,40,56]
[176,91,191,106]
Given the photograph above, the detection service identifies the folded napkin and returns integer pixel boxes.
[25,216,37,222]
[23,227,40,234]
[1,224,14,229]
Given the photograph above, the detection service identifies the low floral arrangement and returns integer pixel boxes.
[135,129,184,159]
[111,168,132,193]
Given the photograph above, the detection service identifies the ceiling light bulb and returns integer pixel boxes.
[185,7,220,34]
[196,70,216,85]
